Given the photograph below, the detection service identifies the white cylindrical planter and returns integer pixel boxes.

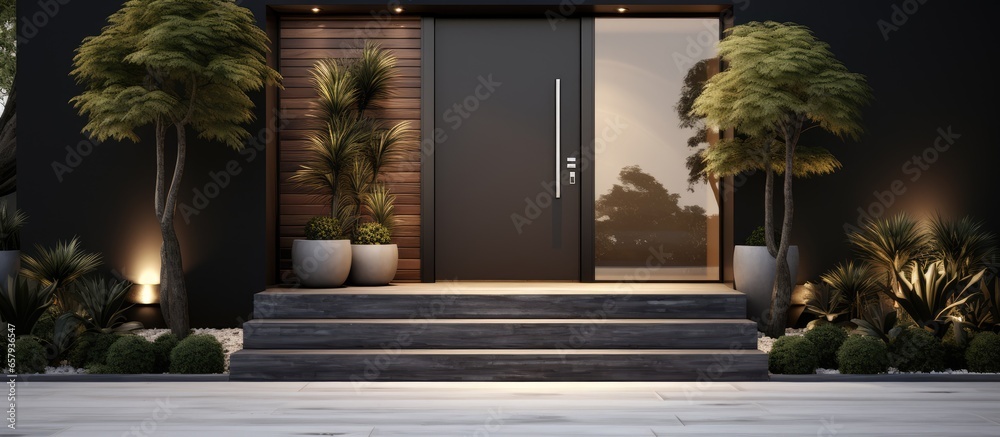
[349,244,398,286]
[0,250,19,283]
[292,239,352,288]
[733,245,799,324]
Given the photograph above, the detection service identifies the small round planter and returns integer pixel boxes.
[733,245,799,323]
[0,250,19,282]
[292,239,351,288]
[349,244,398,286]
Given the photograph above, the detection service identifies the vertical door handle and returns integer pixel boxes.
[555,79,561,199]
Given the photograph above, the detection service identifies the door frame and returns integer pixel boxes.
[418,13,732,283]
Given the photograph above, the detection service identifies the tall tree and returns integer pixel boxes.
[0,0,16,196]
[693,21,871,337]
[71,0,281,338]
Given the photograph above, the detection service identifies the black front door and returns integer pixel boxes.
[435,19,582,280]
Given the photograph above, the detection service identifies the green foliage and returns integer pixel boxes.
[745,226,766,246]
[44,313,83,365]
[0,0,13,96]
[837,335,889,374]
[803,282,848,323]
[152,333,180,373]
[888,327,945,372]
[966,332,1000,373]
[891,260,982,329]
[847,213,927,288]
[820,261,882,319]
[927,215,997,278]
[106,335,156,374]
[83,332,121,367]
[701,136,842,179]
[19,237,102,313]
[364,183,396,231]
[354,222,391,245]
[85,364,115,374]
[0,276,55,337]
[941,334,968,371]
[13,336,48,374]
[964,275,1000,332]
[30,307,58,339]
[805,323,848,369]
[72,276,139,333]
[768,336,818,375]
[170,334,225,374]
[852,305,902,344]
[0,202,25,251]
[304,216,344,240]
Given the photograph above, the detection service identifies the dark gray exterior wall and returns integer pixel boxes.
[15,0,997,326]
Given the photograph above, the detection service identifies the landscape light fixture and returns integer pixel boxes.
[394,6,404,13]
[617,7,628,13]
[311,7,321,13]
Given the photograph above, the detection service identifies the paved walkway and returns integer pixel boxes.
[13,381,1000,436]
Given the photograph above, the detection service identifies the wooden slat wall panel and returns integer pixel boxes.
[278,16,422,283]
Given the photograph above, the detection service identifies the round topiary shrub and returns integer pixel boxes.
[106,335,156,374]
[152,333,180,373]
[305,216,343,240]
[353,222,391,245]
[941,334,969,371]
[888,327,945,372]
[170,334,225,374]
[84,332,120,367]
[804,324,848,369]
[14,336,48,374]
[768,336,818,374]
[837,335,889,374]
[966,332,1000,373]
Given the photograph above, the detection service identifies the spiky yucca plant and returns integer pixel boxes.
[693,21,872,337]
[821,261,882,319]
[0,276,55,337]
[20,237,102,314]
[852,304,902,344]
[847,213,927,294]
[927,215,997,278]
[0,202,25,251]
[803,282,848,326]
[72,276,141,334]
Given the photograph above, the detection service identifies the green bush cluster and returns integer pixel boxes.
[170,334,225,374]
[804,324,848,369]
[768,336,818,374]
[83,332,121,367]
[966,332,1000,373]
[305,216,344,240]
[153,333,180,373]
[13,336,48,374]
[105,336,156,374]
[888,327,945,372]
[353,222,391,245]
[837,335,889,374]
[941,334,968,371]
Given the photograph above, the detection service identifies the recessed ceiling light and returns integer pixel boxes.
[394,7,404,13]
[617,7,628,13]
[311,7,321,13]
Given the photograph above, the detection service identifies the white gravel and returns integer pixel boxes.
[44,365,86,375]
[757,328,805,354]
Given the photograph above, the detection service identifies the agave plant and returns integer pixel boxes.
[803,282,848,326]
[0,202,26,251]
[889,260,983,330]
[847,213,928,292]
[958,274,1000,332]
[820,261,882,319]
[72,276,142,333]
[852,304,903,344]
[927,215,997,277]
[0,276,55,337]
[19,237,102,314]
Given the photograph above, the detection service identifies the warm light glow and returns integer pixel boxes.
[311,7,321,13]
[394,6,404,13]
[132,284,160,305]
[617,7,629,13]
[137,268,159,285]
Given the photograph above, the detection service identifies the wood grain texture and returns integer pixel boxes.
[278,16,422,283]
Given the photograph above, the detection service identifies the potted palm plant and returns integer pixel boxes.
[0,202,25,282]
[349,185,398,285]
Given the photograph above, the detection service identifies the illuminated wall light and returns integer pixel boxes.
[128,283,161,305]
[311,7,321,13]
[394,6,404,13]
[617,7,629,13]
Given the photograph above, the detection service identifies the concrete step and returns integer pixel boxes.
[229,349,769,382]
[254,284,746,319]
[242,318,757,350]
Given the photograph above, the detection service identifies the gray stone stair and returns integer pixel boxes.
[230,283,769,381]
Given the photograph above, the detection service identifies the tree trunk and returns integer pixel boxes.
[0,84,16,196]
[764,121,801,338]
[157,122,190,338]
[763,165,776,257]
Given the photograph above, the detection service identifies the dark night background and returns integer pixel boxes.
[16,0,998,326]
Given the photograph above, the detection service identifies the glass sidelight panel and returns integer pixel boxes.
[594,18,721,281]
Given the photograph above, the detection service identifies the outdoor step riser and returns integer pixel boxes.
[229,352,769,382]
[254,294,746,319]
[242,321,757,350]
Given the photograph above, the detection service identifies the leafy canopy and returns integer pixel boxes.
[0,0,13,98]
[70,0,281,148]
[692,21,871,141]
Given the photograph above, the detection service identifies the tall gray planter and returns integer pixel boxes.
[733,245,799,324]
[292,240,352,288]
[0,250,18,282]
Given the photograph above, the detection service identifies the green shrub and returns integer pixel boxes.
[305,216,343,240]
[83,332,120,366]
[804,323,848,369]
[152,334,180,373]
[745,226,766,246]
[942,334,968,371]
[85,364,114,374]
[353,222,391,245]
[888,327,945,372]
[966,332,1000,373]
[106,335,155,374]
[837,335,889,374]
[30,307,58,339]
[170,334,224,374]
[768,336,818,374]
[13,336,48,374]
